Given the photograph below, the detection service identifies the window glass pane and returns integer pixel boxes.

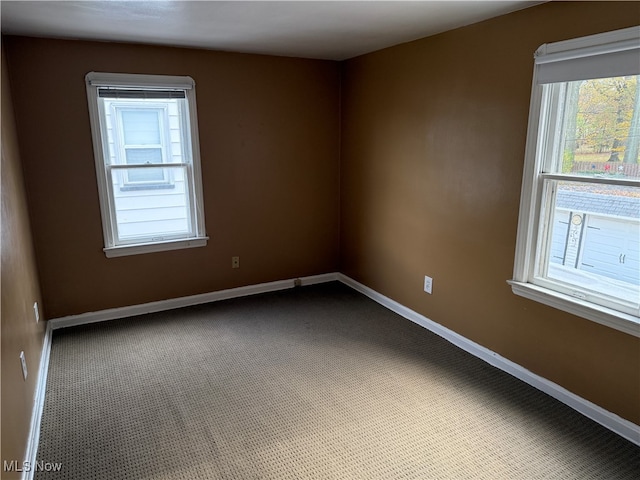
[110,166,192,242]
[121,110,161,145]
[541,180,640,307]
[125,148,164,182]
[559,75,640,180]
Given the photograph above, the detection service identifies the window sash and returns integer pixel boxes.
[105,164,197,245]
[532,177,640,317]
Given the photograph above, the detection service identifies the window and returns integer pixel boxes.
[510,27,640,336]
[86,73,207,257]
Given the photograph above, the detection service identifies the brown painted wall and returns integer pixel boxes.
[1,43,47,478]
[340,1,640,424]
[4,37,340,319]
[3,4,639,461]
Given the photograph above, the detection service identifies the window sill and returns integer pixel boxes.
[507,280,639,338]
[104,237,208,258]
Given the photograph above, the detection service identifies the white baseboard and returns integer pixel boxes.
[22,321,53,480]
[299,272,340,286]
[337,273,640,446]
[49,272,339,330]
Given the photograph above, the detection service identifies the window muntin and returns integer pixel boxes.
[510,27,640,334]
[86,73,207,256]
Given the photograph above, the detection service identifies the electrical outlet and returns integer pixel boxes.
[34,302,40,323]
[19,351,28,381]
[424,275,433,294]
[232,256,240,268]
[294,278,302,287]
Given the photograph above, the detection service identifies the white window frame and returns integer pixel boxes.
[86,72,208,258]
[509,26,640,337]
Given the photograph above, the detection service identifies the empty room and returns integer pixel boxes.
[1,1,639,479]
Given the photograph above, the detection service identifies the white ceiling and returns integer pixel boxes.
[0,1,541,61]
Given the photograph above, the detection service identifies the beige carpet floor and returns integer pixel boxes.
[36,282,640,479]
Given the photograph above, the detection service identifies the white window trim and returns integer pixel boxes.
[509,26,640,338]
[86,72,208,257]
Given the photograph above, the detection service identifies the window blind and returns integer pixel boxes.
[98,89,186,99]
[535,27,640,84]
